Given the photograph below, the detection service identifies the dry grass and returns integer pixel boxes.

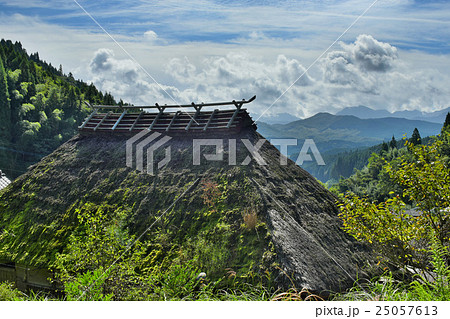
[243,210,258,230]
[271,288,324,301]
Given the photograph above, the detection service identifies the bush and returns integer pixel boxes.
[0,282,23,301]
[334,236,450,301]
[338,132,450,272]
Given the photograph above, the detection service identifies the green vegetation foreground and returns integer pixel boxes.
[336,120,450,301]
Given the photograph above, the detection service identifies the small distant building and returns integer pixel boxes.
[0,170,11,191]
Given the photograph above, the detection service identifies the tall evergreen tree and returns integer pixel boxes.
[410,128,422,146]
[0,56,11,166]
[380,141,389,154]
[389,135,397,149]
[0,57,11,140]
[444,112,450,129]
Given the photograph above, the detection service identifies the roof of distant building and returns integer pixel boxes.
[0,170,11,191]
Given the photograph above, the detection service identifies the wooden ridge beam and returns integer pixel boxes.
[92,95,256,110]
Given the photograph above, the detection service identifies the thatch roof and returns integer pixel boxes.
[0,106,373,294]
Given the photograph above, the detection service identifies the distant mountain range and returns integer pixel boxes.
[256,106,448,182]
[257,112,443,155]
[256,105,449,125]
[256,112,302,124]
[336,105,450,124]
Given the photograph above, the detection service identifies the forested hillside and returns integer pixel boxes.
[303,132,432,183]
[258,112,442,154]
[0,39,118,178]
[331,117,450,202]
[334,118,450,301]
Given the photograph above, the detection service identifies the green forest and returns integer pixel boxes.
[302,130,435,183]
[332,120,450,301]
[0,39,117,178]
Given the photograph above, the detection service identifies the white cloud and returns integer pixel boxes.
[88,48,180,105]
[342,34,398,72]
[84,33,450,119]
[143,30,158,42]
[2,1,450,119]
[316,34,450,113]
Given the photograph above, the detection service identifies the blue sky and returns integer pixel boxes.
[1,0,450,119]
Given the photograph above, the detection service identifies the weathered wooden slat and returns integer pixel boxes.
[204,109,218,131]
[94,112,111,131]
[128,124,237,131]
[129,112,144,131]
[149,105,166,130]
[166,111,181,131]
[112,110,127,130]
[79,109,98,129]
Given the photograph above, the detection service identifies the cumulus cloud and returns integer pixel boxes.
[86,35,450,118]
[88,48,180,104]
[90,48,114,72]
[315,35,450,113]
[144,30,158,42]
[342,34,398,72]
[166,52,313,115]
[165,57,197,83]
[321,35,398,91]
[90,49,139,83]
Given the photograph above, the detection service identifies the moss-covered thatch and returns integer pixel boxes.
[0,127,372,294]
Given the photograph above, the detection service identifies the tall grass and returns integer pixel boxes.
[334,238,450,301]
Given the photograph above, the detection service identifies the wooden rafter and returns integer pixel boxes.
[129,111,143,131]
[227,100,244,128]
[185,104,202,131]
[166,111,181,131]
[204,109,218,131]
[149,104,166,130]
[112,110,127,131]
[94,112,111,131]
[79,108,97,129]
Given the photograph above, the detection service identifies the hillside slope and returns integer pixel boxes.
[0,39,118,178]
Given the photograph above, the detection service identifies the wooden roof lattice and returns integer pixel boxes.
[79,96,257,134]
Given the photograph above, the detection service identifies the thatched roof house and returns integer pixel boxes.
[0,97,373,295]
